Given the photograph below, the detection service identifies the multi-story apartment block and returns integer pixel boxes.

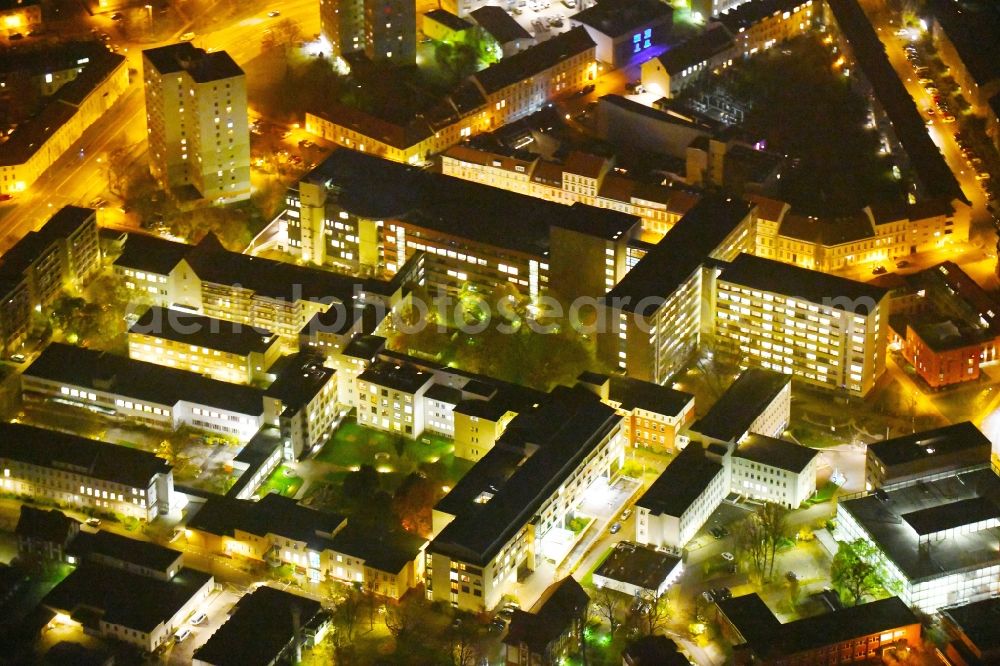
[577,371,695,452]
[471,27,596,129]
[0,47,129,196]
[0,206,101,357]
[0,422,174,521]
[22,342,271,442]
[864,422,992,491]
[635,442,727,549]
[690,0,751,21]
[730,434,818,508]
[717,593,921,665]
[128,307,282,385]
[142,43,250,202]
[285,149,641,303]
[641,23,734,99]
[305,28,595,161]
[717,0,817,59]
[265,351,340,459]
[753,196,960,272]
[690,368,791,446]
[112,233,191,308]
[355,360,434,437]
[710,253,888,396]
[186,493,425,597]
[428,387,623,611]
[320,0,416,64]
[441,142,699,237]
[836,466,1000,612]
[599,195,754,385]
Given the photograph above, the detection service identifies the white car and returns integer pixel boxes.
[721,551,735,562]
[190,612,208,626]
[180,32,195,41]
[268,10,280,17]
[175,627,192,642]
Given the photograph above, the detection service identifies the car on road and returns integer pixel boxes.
[89,197,107,208]
[872,265,887,275]
[85,518,101,528]
[175,628,192,642]
[268,10,281,17]
[610,522,621,534]
[9,32,23,40]
[941,114,956,123]
[895,259,910,268]
[111,12,124,20]
[721,551,734,562]
[9,353,26,363]
[190,612,207,626]
[620,508,632,521]
[925,107,935,115]
[0,194,12,202]
[977,172,992,181]
[180,32,195,41]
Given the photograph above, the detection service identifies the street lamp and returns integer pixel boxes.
[145,4,153,27]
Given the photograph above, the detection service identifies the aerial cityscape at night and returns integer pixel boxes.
[0,0,999,662]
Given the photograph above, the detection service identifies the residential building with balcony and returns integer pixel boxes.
[710,253,888,396]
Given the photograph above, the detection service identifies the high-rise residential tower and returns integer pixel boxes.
[142,43,250,203]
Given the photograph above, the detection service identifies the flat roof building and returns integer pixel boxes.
[836,467,1000,611]
[68,530,183,581]
[570,0,673,68]
[591,541,683,598]
[865,421,992,490]
[940,596,1000,666]
[691,368,791,444]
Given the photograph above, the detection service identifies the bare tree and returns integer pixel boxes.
[592,586,623,636]
[629,591,670,636]
[758,502,789,580]
[331,586,362,644]
[735,513,769,583]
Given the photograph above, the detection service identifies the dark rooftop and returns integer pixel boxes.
[825,0,967,204]
[43,562,212,634]
[142,43,244,82]
[940,597,1000,654]
[112,232,192,276]
[718,593,919,659]
[358,359,434,394]
[636,443,723,517]
[653,23,733,75]
[691,369,789,443]
[304,150,636,258]
[901,496,999,537]
[868,422,991,468]
[184,233,387,306]
[0,422,170,488]
[717,0,807,31]
[69,530,182,574]
[15,506,78,544]
[431,387,620,564]
[606,195,751,313]
[503,577,589,653]
[342,333,387,360]
[425,8,473,32]
[927,0,1000,88]
[570,0,673,38]
[42,642,111,666]
[264,351,336,412]
[469,6,532,43]
[326,520,426,574]
[623,635,690,666]
[604,374,693,416]
[839,468,1000,581]
[130,307,279,357]
[24,342,266,416]
[718,253,888,309]
[734,434,818,473]
[187,494,345,551]
[473,27,595,94]
[192,586,324,666]
[0,206,95,281]
[594,542,682,591]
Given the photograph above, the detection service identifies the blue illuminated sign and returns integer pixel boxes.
[632,28,652,53]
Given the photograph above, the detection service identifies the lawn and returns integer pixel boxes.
[260,465,303,498]
[315,419,454,466]
[803,481,840,506]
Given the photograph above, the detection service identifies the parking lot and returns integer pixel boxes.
[457,0,594,42]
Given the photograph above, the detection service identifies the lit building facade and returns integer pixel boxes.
[320,0,417,64]
[0,422,174,522]
[142,43,250,202]
[710,253,888,397]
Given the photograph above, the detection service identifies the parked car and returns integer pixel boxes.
[180,32,195,41]
[175,628,192,642]
[8,32,23,40]
[190,612,208,626]
[721,551,734,562]
[9,353,25,363]
[111,12,124,20]
[895,259,910,268]
[709,526,724,539]
[701,591,715,603]
[711,587,732,601]
[610,522,621,534]
[267,9,281,16]
[872,265,887,275]
[620,508,632,521]
[85,518,101,528]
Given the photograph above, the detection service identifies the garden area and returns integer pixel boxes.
[259,465,304,498]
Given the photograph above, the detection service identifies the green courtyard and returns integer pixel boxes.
[315,418,456,471]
